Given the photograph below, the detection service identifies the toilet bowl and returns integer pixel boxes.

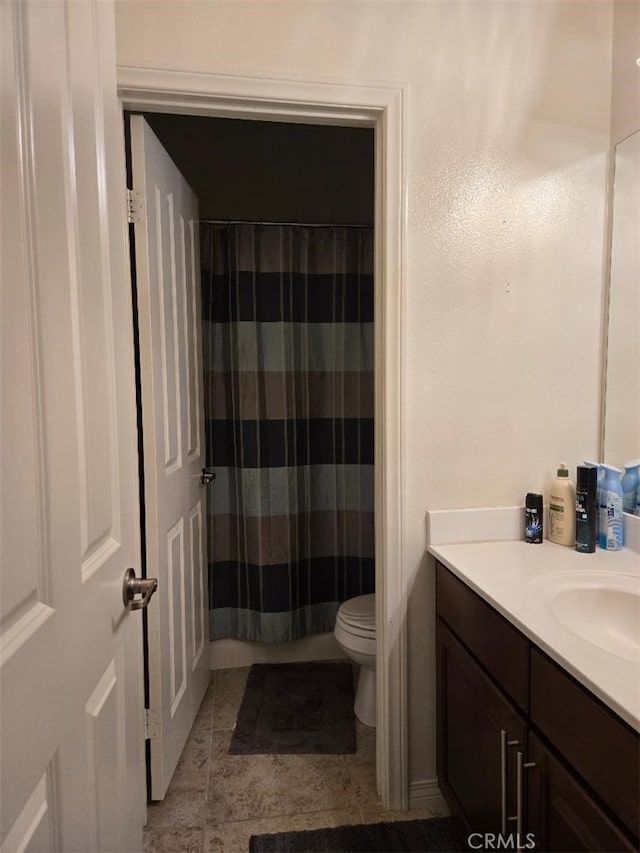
[333,593,376,727]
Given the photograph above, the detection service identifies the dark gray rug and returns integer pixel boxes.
[229,661,356,755]
[249,816,469,852]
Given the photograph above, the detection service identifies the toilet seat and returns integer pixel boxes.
[336,594,375,636]
[335,613,375,640]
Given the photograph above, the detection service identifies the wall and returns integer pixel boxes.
[116,0,613,795]
[143,114,374,223]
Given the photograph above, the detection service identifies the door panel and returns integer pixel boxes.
[0,773,56,853]
[184,219,202,462]
[83,653,129,853]
[130,116,209,800]
[1,1,144,850]
[168,518,187,714]
[189,501,206,666]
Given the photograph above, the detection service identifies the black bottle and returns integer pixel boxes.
[575,465,597,553]
[525,493,543,543]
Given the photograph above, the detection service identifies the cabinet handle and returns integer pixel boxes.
[500,730,520,833]
[515,750,537,838]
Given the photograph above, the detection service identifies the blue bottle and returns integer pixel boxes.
[621,459,640,515]
[599,464,624,550]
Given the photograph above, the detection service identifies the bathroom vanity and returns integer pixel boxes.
[428,521,639,852]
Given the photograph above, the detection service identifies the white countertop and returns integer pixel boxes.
[427,511,640,732]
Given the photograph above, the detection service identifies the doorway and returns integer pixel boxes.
[118,65,408,810]
[145,110,374,646]
[129,107,375,785]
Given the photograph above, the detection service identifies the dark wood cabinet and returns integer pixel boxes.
[437,621,527,834]
[530,648,639,837]
[437,564,529,711]
[527,732,636,852]
[435,561,639,852]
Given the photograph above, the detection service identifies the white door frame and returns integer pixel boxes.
[117,66,408,810]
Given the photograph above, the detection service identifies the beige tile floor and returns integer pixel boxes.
[143,667,445,853]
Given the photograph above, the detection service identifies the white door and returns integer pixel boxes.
[0,2,145,852]
[129,117,209,800]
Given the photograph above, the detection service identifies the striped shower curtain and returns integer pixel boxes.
[201,223,374,643]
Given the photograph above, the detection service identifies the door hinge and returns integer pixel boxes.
[127,188,143,224]
[144,707,159,740]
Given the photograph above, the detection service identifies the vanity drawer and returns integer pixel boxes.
[530,648,639,839]
[436,562,529,711]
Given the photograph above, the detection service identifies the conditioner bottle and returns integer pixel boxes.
[548,463,575,546]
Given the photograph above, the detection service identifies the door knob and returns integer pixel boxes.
[200,467,216,486]
[122,568,158,611]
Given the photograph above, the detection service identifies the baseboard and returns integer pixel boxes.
[209,632,346,670]
[409,778,450,814]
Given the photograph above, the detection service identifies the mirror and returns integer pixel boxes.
[602,129,640,483]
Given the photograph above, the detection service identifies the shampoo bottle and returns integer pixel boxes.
[548,463,575,546]
[575,466,597,553]
[621,460,640,515]
[599,464,624,550]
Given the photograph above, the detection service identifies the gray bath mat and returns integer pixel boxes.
[249,816,469,852]
[229,661,356,754]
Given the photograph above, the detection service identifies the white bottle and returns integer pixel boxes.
[549,463,576,546]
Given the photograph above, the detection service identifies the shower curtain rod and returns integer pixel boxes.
[199,218,372,229]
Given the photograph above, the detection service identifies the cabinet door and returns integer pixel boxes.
[437,619,527,834]
[531,648,639,838]
[527,732,636,852]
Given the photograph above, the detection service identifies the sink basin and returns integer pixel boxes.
[532,572,640,662]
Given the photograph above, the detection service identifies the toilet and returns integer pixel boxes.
[333,593,376,727]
